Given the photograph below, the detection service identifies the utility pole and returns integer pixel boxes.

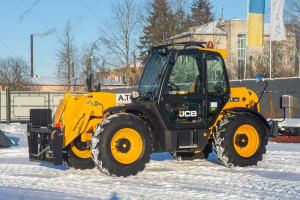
[72,63,75,77]
[58,65,61,77]
[31,34,33,77]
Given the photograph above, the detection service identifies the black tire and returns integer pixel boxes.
[66,137,95,169]
[91,113,153,177]
[213,113,268,167]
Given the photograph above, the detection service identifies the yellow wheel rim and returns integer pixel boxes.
[111,128,143,164]
[71,140,91,159]
[233,125,259,158]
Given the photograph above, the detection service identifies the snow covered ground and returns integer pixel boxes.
[0,123,299,200]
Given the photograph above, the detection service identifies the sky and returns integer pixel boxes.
[0,0,271,78]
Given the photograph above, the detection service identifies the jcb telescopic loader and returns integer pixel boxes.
[27,42,276,176]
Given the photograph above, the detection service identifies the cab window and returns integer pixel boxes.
[207,54,228,95]
[165,54,202,95]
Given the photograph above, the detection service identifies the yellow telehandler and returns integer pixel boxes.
[27,41,276,176]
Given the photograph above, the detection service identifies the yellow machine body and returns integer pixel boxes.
[53,87,259,149]
[225,87,259,111]
[208,87,260,138]
[54,92,130,148]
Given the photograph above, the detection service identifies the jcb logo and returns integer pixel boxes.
[179,111,197,117]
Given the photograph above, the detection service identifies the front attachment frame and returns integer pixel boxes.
[27,124,63,166]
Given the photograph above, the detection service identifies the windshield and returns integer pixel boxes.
[138,53,169,97]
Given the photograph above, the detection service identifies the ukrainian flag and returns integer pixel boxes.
[247,0,265,46]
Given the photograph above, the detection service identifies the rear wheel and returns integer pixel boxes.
[213,113,268,167]
[67,136,95,169]
[91,113,153,177]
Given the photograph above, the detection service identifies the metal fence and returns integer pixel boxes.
[1,91,83,122]
[1,78,300,123]
[1,87,137,123]
[230,78,300,118]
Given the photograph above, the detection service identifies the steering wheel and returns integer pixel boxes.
[214,81,223,94]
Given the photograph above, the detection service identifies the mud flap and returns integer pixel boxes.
[197,129,210,151]
[0,129,13,146]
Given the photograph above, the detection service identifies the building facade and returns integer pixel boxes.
[0,77,124,92]
[98,59,144,86]
[173,18,299,79]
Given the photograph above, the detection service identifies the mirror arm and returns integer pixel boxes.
[258,81,268,103]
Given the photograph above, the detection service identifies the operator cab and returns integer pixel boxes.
[133,42,230,129]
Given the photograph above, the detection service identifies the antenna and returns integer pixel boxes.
[217,6,225,26]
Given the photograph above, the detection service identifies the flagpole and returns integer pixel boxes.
[270,37,272,79]
[245,0,249,80]
[298,37,300,78]
[270,0,272,79]
[299,38,300,77]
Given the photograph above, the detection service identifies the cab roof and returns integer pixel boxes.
[152,41,227,60]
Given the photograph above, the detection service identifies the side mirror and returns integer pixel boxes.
[131,90,140,100]
[255,74,268,104]
[256,74,265,86]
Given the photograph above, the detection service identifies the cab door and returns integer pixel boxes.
[159,49,207,129]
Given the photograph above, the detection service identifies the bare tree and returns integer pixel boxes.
[248,40,296,78]
[81,38,101,80]
[56,21,77,91]
[285,0,300,33]
[0,57,30,90]
[99,0,139,86]
[285,0,300,75]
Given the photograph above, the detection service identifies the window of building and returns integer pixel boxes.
[237,34,246,79]
[290,54,298,64]
[261,54,269,63]
[275,54,283,63]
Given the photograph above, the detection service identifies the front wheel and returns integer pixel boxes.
[213,113,268,167]
[66,136,95,169]
[91,113,153,177]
